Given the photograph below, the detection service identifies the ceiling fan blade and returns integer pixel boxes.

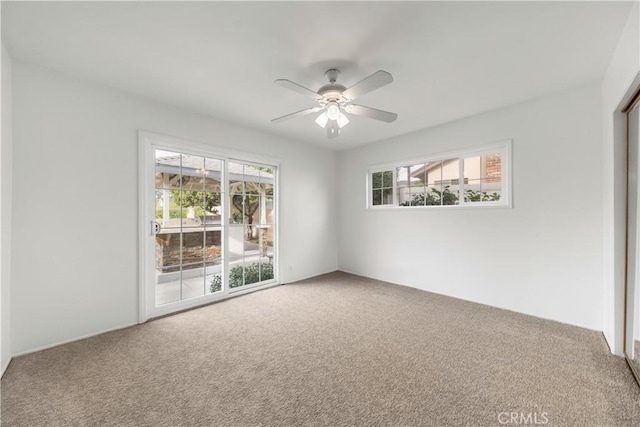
[271,106,323,123]
[345,104,398,123]
[327,120,340,138]
[342,70,393,100]
[275,79,321,100]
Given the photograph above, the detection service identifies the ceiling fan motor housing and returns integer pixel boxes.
[317,83,347,100]
[318,69,347,102]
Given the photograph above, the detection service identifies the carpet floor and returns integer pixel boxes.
[2,272,640,426]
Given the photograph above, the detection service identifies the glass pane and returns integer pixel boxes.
[405,163,426,206]
[155,233,181,270]
[243,194,260,226]
[155,189,167,221]
[181,231,204,265]
[228,225,244,264]
[482,153,502,201]
[371,172,383,190]
[181,262,205,300]
[259,168,276,198]
[484,153,502,181]
[409,163,426,187]
[230,194,244,224]
[180,154,205,192]
[264,196,275,224]
[441,158,460,205]
[253,195,264,226]
[155,150,182,190]
[155,210,181,305]
[424,161,441,186]
[181,191,205,228]
[372,189,382,205]
[202,192,222,225]
[204,230,222,266]
[407,190,426,206]
[208,271,223,294]
[155,190,182,228]
[382,188,393,205]
[398,190,412,206]
[259,261,275,283]
[396,167,408,182]
[464,156,481,179]
[244,226,259,265]
[228,262,245,289]
[156,265,181,306]
[243,263,260,286]
[464,154,501,202]
[256,226,273,265]
[262,229,275,259]
[229,162,244,195]
[382,170,393,188]
[396,166,410,205]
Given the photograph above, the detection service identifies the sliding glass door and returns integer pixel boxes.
[154,151,224,306]
[140,132,278,319]
[228,162,276,289]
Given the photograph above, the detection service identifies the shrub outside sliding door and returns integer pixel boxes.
[139,132,279,320]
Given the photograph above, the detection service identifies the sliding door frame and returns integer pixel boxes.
[620,72,640,387]
[138,131,281,323]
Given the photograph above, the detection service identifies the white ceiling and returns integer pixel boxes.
[1,1,633,151]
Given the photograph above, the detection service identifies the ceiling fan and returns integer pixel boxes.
[271,68,398,139]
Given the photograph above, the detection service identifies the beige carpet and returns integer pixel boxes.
[2,272,639,426]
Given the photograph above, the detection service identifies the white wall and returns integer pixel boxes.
[11,61,338,355]
[338,84,603,331]
[1,44,13,374]
[602,1,640,355]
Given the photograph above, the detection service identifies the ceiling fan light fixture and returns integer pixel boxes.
[315,112,329,128]
[337,112,349,128]
[326,102,341,121]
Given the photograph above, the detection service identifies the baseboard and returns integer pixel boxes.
[601,331,615,354]
[337,268,383,282]
[12,322,138,358]
[1,357,12,379]
[284,268,339,284]
[337,268,603,334]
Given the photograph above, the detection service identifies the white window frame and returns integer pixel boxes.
[366,140,512,209]
[138,131,281,322]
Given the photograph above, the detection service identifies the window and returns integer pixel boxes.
[370,170,394,206]
[368,140,511,209]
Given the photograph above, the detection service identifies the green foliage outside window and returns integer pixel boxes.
[210,262,274,293]
[464,190,501,202]
[372,171,393,190]
[156,190,221,218]
[399,186,500,206]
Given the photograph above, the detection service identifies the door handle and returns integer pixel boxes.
[152,221,161,235]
